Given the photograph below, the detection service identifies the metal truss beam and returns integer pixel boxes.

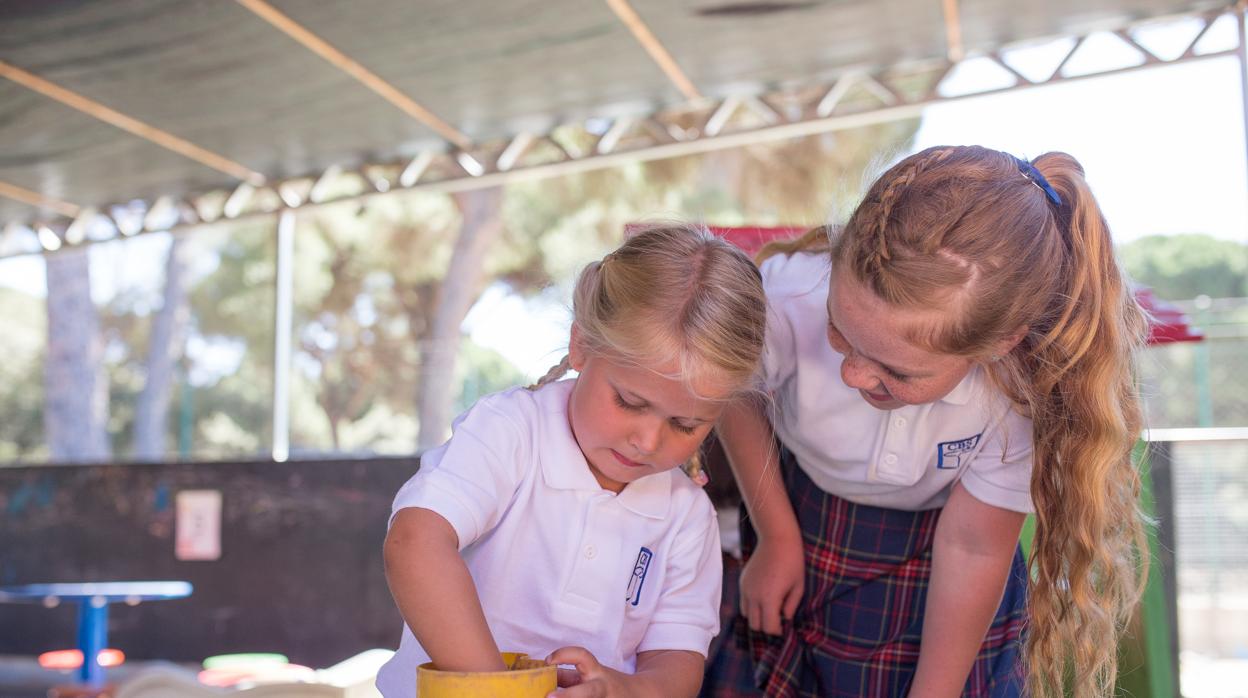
[2,6,1243,258]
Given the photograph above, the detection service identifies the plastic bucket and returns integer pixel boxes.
[416,652,556,697]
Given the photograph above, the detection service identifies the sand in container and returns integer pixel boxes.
[417,651,557,697]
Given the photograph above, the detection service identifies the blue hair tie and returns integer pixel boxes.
[1014,156,1062,207]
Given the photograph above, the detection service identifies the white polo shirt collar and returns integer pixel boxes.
[939,367,980,406]
[380,380,721,696]
[759,252,1034,513]
[537,381,672,520]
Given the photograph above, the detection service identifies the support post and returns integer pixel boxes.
[1238,3,1248,241]
[76,599,108,686]
[272,209,294,462]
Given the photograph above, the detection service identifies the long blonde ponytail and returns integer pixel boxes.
[1015,152,1149,698]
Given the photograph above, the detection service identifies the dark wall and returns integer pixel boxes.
[0,458,417,668]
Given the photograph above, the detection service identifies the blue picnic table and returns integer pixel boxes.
[0,581,193,687]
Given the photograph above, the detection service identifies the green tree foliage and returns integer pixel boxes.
[288,196,442,453]
[88,225,277,462]
[0,286,46,462]
[1,120,923,463]
[289,186,547,453]
[454,338,527,414]
[180,221,277,459]
[1119,234,1248,300]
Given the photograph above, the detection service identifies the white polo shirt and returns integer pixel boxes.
[760,251,1035,513]
[375,379,722,698]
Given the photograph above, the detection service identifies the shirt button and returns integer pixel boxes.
[584,545,597,559]
[883,453,898,466]
[894,417,907,428]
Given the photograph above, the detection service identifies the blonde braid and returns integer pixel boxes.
[755,225,833,263]
[680,451,710,487]
[529,259,601,391]
[527,354,572,391]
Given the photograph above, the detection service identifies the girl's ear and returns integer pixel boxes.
[994,325,1029,358]
[568,324,586,372]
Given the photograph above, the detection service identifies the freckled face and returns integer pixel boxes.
[567,347,731,493]
[825,272,972,410]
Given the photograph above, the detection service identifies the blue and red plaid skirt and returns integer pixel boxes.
[703,447,1027,698]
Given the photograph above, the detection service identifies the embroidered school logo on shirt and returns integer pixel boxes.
[936,433,982,470]
[626,547,653,606]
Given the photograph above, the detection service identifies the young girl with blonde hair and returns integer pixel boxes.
[712,146,1148,697]
[378,224,768,698]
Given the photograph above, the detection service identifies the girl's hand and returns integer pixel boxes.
[545,646,641,698]
[739,532,805,636]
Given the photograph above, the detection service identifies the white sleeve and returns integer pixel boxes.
[759,256,798,392]
[390,395,531,549]
[636,503,723,657]
[961,408,1034,513]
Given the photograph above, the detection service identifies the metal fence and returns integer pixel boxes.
[1146,428,1248,697]
[1139,297,1248,430]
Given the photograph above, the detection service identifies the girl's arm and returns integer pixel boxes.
[631,650,705,696]
[716,396,805,635]
[909,482,1025,698]
[383,506,506,672]
[546,646,704,697]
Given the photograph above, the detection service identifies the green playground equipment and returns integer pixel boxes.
[1018,442,1179,698]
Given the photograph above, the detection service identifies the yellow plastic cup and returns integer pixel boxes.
[416,652,556,697]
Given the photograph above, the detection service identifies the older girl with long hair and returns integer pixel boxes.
[714,145,1148,697]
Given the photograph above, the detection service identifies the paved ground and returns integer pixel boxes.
[0,651,391,698]
[4,647,1242,697]
[0,656,198,698]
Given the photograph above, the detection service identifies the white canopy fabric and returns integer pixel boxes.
[0,0,1235,233]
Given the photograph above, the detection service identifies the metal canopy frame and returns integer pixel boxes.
[1,3,1245,259]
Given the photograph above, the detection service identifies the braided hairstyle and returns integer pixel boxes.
[532,223,768,485]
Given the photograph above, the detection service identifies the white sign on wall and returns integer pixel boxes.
[175,489,222,561]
